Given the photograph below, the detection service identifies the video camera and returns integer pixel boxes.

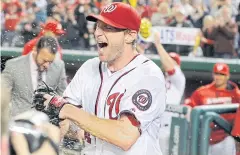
[32,81,60,126]
[32,82,82,151]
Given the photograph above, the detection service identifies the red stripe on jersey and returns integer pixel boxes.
[95,62,103,115]
[130,54,140,63]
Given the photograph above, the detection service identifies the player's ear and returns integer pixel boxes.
[125,30,137,44]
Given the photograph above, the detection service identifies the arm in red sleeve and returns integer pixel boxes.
[187,90,201,108]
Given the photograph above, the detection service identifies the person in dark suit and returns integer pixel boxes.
[2,36,67,117]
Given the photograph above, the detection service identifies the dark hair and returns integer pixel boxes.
[36,36,58,54]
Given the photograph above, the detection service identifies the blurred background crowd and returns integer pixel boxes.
[1,0,240,58]
[1,1,240,155]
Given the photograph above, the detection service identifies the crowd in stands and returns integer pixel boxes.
[1,0,240,58]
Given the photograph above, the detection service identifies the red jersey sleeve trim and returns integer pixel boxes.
[166,68,176,76]
[119,111,142,135]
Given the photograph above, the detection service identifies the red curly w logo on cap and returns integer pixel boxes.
[103,4,117,13]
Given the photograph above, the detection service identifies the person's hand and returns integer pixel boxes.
[59,119,71,138]
[43,94,67,115]
[44,95,82,121]
[33,83,57,111]
[42,94,69,126]
[43,94,54,108]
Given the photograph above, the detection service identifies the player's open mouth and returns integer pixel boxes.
[98,42,108,49]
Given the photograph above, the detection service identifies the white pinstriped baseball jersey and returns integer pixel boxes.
[64,54,166,155]
[158,66,185,155]
[160,66,186,127]
[165,66,185,105]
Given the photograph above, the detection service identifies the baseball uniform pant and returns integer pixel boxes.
[159,126,171,155]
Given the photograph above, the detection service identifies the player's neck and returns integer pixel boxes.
[107,49,138,72]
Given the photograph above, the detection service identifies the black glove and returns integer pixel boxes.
[32,82,62,126]
[33,94,67,126]
[45,95,69,126]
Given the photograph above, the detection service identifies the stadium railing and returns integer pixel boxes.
[1,47,240,81]
[168,104,239,155]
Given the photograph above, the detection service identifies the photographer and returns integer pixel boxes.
[0,76,61,155]
[2,36,67,117]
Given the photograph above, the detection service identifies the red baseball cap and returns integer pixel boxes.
[42,22,66,35]
[169,52,181,66]
[213,63,230,75]
[86,2,141,32]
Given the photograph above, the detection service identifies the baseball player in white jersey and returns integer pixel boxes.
[41,2,166,155]
[153,33,186,155]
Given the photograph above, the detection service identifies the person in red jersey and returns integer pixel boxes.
[185,63,240,155]
[232,101,240,155]
[22,21,65,59]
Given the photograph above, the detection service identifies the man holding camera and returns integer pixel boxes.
[1,76,61,155]
[2,36,67,117]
